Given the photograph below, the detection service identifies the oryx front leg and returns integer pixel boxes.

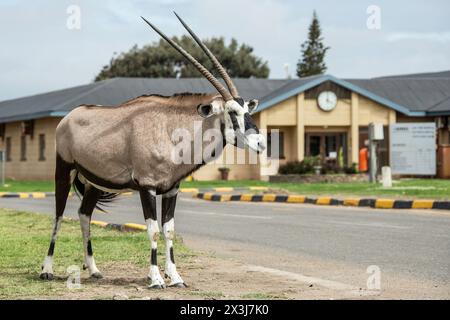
[162,187,186,287]
[140,189,165,289]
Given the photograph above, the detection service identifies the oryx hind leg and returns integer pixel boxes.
[40,154,73,280]
[139,189,165,289]
[78,185,103,278]
[162,185,186,287]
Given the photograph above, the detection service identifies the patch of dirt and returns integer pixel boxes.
[35,253,319,300]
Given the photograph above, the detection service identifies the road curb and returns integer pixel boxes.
[0,191,134,199]
[194,193,450,210]
[90,219,147,232]
[0,187,265,199]
[179,186,268,194]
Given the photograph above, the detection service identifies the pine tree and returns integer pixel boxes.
[296,11,330,77]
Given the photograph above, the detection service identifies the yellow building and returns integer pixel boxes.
[1,72,449,181]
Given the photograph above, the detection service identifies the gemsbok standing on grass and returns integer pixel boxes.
[40,13,266,288]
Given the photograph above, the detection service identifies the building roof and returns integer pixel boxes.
[0,78,290,123]
[0,70,449,123]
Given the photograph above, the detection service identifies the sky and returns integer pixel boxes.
[0,0,449,101]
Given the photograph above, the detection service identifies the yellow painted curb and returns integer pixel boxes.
[31,192,46,199]
[203,193,213,201]
[91,220,109,228]
[316,197,332,205]
[181,188,200,193]
[249,186,269,191]
[287,195,306,203]
[19,193,29,199]
[343,198,360,206]
[412,200,434,209]
[123,223,147,231]
[214,187,234,192]
[375,199,395,209]
[262,194,277,202]
[240,194,254,201]
[0,192,6,197]
[220,194,232,202]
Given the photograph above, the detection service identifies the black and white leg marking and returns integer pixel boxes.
[162,185,186,287]
[40,155,72,281]
[78,186,103,278]
[140,189,165,289]
[40,216,63,280]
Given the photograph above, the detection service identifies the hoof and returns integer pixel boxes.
[90,272,103,279]
[148,284,165,290]
[39,272,54,281]
[82,264,88,270]
[169,282,188,288]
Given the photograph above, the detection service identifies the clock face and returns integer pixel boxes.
[317,91,337,111]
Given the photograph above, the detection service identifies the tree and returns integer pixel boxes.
[296,11,330,77]
[95,35,269,81]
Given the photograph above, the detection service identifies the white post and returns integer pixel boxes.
[381,166,392,188]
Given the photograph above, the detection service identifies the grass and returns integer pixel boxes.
[0,209,192,299]
[2,178,449,199]
[181,179,450,200]
[0,180,54,192]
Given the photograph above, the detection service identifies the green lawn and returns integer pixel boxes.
[0,180,55,192]
[0,209,192,299]
[1,178,449,199]
[181,179,450,200]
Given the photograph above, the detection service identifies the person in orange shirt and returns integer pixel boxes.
[359,143,369,172]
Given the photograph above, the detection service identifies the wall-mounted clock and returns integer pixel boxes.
[317,91,337,111]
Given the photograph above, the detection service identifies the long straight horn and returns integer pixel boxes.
[173,12,240,98]
[141,16,233,101]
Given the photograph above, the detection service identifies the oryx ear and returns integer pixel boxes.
[197,104,214,118]
[248,99,259,113]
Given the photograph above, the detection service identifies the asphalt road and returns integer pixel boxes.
[1,193,449,298]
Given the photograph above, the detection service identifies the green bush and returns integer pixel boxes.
[278,156,320,175]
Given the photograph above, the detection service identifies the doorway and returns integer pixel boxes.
[305,133,347,168]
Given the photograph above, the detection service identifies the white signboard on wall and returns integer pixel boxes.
[390,123,436,175]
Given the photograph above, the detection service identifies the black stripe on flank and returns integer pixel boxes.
[87,240,93,256]
[252,195,263,202]
[432,201,450,210]
[275,195,288,202]
[151,248,157,266]
[393,200,413,209]
[211,195,222,201]
[359,199,376,207]
[305,197,317,204]
[230,195,242,201]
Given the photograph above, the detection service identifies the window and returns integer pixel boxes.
[39,134,46,161]
[20,135,26,161]
[267,131,285,159]
[0,124,5,141]
[6,137,11,161]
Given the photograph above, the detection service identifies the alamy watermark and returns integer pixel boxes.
[366,5,381,30]
[66,5,81,30]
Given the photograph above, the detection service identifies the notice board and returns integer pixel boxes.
[389,123,436,175]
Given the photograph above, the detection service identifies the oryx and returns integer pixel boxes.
[39,13,266,288]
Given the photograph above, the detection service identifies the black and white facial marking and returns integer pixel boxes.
[197,97,266,153]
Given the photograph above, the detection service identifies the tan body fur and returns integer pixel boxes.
[57,93,222,192]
